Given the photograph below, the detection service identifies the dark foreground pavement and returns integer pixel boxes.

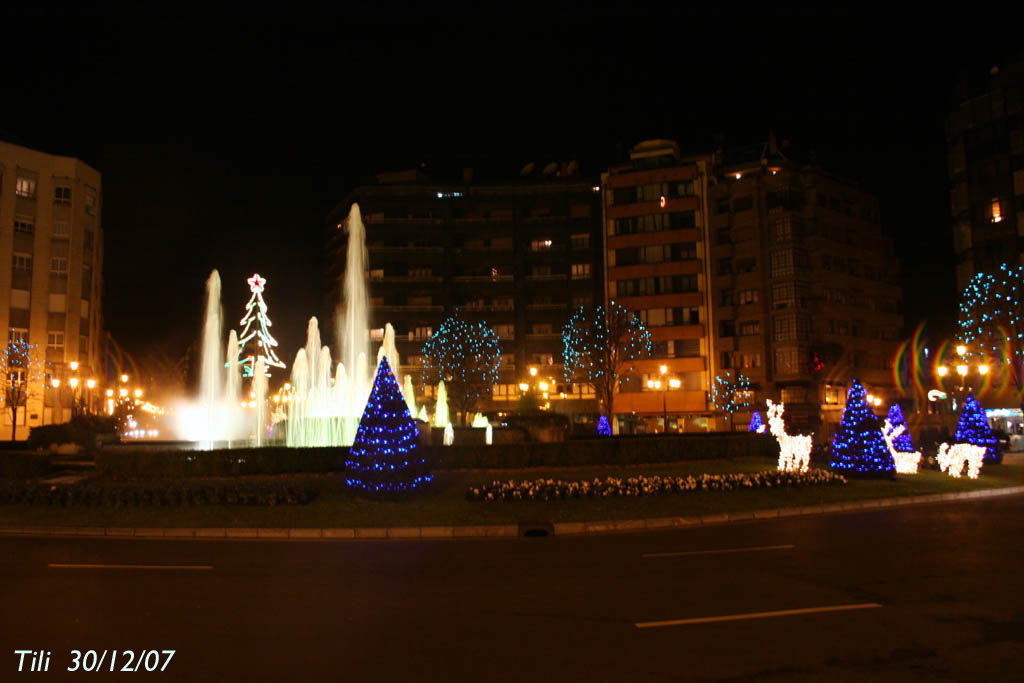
[1,496,1022,682]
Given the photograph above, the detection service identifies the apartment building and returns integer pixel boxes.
[325,166,604,417]
[946,62,1024,291]
[602,140,716,433]
[0,140,104,432]
[708,136,903,436]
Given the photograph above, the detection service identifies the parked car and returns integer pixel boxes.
[992,428,1011,452]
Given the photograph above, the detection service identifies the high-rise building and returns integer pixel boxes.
[0,140,104,432]
[325,166,604,418]
[708,136,903,436]
[946,62,1024,291]
[601,140,716,433]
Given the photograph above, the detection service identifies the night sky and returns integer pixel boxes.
[2,8,1020,391]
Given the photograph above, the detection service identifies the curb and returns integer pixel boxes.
[1,485,1022,542]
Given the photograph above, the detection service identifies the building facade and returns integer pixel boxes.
[708,137,903,437]
[601,140,716,433]
[946,62,1024,292]
[0,140,104,433]
[326,167,604,419]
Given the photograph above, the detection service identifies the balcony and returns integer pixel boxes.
[452,274,514,283]
[376,275,444,283]
[367,245,443,254]
[525,273,568,282]
[375,304,444,312]
[525,332,562,340]
[526,303,568,311]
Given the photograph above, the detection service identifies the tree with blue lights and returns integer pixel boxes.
[597,415,612,436]
[885,404,914,452]
[748,411,764,432]
[712,372,752,424]
[1,339,49,440]
[345,356,432,498]
[959,263,1024,388]
[562,301,652,424]
[829,379,895,477]
[954,394,1001,465]
[421,310,502,426]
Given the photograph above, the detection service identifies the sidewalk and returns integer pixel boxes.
[2,485,1021,541]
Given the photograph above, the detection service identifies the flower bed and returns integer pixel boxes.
[466,469,846,502]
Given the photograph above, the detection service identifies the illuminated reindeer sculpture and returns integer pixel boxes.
[766,399,812,473]
[880,419,921,474]
[936,442,986,479]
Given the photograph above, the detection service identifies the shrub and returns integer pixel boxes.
[0,480,318,506]
[28,414,118,452]
[96,446,351,479]
[0,451,53,479]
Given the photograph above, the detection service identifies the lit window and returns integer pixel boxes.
[16,177,36,198]
[571,263,591,280]
[368,269,384,280]
[570,233,590,249]
[531,239,553,251]
[990,198,1003,223]
[9,328,29,344]
[413,326,432,339]
[47,332,64,350]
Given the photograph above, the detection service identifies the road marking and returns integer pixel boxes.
[635,602,882,629]
[48,563,213,571]
[642,544,795,559]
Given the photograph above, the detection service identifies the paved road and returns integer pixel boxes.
[1,496,1022,682]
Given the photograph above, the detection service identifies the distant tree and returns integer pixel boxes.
[959,263,1024,388]
[421,311,502,426]
[1,340,49,440]
[562,301,652,423]
[711,371,752,425]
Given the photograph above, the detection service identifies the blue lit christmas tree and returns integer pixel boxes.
[885,404,914,452]
[829,379,895,477]
[748,411,764,432]
[345,356,433,498]
[597,415,612,436]
[954,394,1002,465]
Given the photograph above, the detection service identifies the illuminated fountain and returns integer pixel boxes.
[178,203,436,448]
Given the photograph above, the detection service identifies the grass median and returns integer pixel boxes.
[0,458,1021,530]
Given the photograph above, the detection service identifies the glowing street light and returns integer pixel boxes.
[978,364,990,375]
[70,361,79,371]
[937,366,949,377]
[51,378,60,389]
[956,345,967,357]
[538,381,549,391]
[956,365,969,377]
[121,374,129,383]
[69,378,79,389]
[529,367,538,377]
[134,389,143,398]
[119,388,129,398]
[518,383,529,392]
[86,379,96,389]
[106,389,114,397]
[669,378,681,389]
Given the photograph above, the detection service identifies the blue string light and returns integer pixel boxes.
[954,394,1002,465]
[829,379,895,476]
[597,415,612,436]
[712,372,752,420]
[748,411,764,432]
[958,264,1024,384]
[421,310,502,417]
[561,300,652,417]
[345,357,433,497]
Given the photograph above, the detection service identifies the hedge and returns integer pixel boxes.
[95,433,777,478]
[0,480,318,507]
[28,415,119,452]
[96,446,351,479]
[0,452,53,479]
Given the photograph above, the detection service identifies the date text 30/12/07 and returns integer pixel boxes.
[15,650,175,672]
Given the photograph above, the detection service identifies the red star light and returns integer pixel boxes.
[247,273,266,293]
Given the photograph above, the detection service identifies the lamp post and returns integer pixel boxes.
[86,379,96,415]
[936,344,991,408]
[51,377,61,423]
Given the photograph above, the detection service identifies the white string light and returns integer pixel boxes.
[936,442,985,479]
[766,400,812,473]
[880,419,921,474]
